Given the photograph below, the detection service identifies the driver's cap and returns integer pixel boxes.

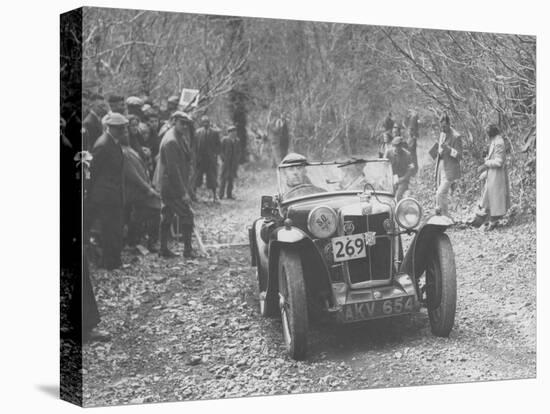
[280,152,307,166]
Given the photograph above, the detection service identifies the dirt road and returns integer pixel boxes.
[81,144,536,406]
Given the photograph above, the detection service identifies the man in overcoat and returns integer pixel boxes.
[219,125,241,200]
[156,111,196,258]
[435,113,462,218]
[84,113,127,269]
[195,115,221,201]
[476,124,510,230]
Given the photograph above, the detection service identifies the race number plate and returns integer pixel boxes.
[332,232,376,263]
[341,296,416,323]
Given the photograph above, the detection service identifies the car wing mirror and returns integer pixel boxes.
[261,195,277,218]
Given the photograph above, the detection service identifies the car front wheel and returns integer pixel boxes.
[278,248,308,360]
[425,233,457,337]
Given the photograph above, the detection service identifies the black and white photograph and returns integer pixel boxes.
[53,0,542,410]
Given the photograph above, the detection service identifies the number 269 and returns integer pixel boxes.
[334,238,365,258]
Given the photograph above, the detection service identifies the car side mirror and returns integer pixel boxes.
[261,195,277,218]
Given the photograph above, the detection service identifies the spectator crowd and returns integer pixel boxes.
[79,92,243,270]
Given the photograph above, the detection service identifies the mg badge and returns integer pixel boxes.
[373,290,382,299]
[364,231,376,246]
[343,221,355,235]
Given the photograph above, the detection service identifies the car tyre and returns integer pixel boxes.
[278,248,308,360]
[426,233,457,337]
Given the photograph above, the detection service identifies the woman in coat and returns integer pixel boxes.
[476,124,510,230]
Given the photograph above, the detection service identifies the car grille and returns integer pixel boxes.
[344,212,392,284]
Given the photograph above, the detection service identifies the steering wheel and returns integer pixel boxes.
[283,183,329,200]
[284,183,314,198]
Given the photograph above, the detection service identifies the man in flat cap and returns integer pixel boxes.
[280,153,327,200]
[384,136,415,201]
[84,113,128,269]
[126,96,144,110]
[82,93,108,151]
[219,125,241,200]
[155,111,197,258]
[195,115,221,201]
[108,94,126,115]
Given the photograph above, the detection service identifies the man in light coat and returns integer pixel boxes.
[476,124,510,230]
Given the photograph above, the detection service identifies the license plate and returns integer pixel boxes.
[332,232,376,263]
[341,296,415,323]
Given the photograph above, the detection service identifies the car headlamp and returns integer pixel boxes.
[395,198,422,229]
[307,206,337,239]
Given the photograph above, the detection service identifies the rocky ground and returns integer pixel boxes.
[79,143,536,407]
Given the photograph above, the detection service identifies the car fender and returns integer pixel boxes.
[266,228,333,305]
[399,215,453,285]
[249,218,269,267]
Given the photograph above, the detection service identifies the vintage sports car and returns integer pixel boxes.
[248,153,457,360]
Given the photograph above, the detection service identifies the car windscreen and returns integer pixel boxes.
[277,160,394,201]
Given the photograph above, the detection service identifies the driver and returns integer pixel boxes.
[280,153,326,199]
